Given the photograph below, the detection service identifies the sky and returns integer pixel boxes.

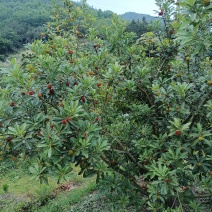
[84,0,159,16]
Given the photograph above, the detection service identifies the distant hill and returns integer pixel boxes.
[120,12,157,22]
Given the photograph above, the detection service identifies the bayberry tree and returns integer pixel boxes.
[0,0,212,210]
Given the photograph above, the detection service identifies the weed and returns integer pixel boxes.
[2,184,9,193]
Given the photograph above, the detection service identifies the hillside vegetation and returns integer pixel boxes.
[121,12,157,22]
[0,0,152,61]
[0,0,53,60]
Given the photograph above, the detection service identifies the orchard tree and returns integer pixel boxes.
[0,0,212,211]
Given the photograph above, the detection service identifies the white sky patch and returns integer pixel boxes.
[78,0,159,16]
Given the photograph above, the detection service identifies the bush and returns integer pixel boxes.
[0,0,212,210]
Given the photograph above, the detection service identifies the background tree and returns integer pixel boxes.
[125,17,149,37]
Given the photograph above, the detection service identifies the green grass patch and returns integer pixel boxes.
[34,179,96,212]
[0,158,96,212]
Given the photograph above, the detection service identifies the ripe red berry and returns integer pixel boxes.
[67,117,72,122]
[38,131,43,136]
[61,119,67,125]
[59,102,63,107]
[110,160,115,165]
[21,92,26,96]
[143,161,148,165]
[169,164,174,169]
[176,130,181,136]
[50,124,55,129]
[10,102,15,107]
[6,137,13,142]
[49,89,55,95]
[28,91,34,95]
[68,50,73,55]
[97,82,102,88]
[129,176,134,181]
[95,117,99,121]
[81,96,85,102]
[158,11,163,16]
[47,84,52,89]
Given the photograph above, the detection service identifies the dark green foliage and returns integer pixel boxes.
[121,12,156,22]
[125,18,149,38]
[0,0,52,57]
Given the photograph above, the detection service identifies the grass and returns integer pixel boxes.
[0,158,97,212]
[0,48,31,68]
[34,179,97,212]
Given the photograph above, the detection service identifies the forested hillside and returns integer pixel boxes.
[0,0,152,61]
[0,0,53,60]
[121,12,156,22]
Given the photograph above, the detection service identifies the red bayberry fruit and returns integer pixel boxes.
[59,102,63,107]
[169,164,174,169]
[38,131,43,136]
[95,117,99,121]
[67,117,72,122]
[110,160,115,165]
[47,84,52,89]
[6,137,13,142]
[28,91,34,95]
[97,82,102,88]
[129,176,134,181]
[50,124,55,129]
[158,11,163,16]
[74,82,78,86]
[61,119,67,125]
[176,130,181,136]
[66,81,70,86]
[21,92,26,95]
[49,89,55,95]
[81,96,85,102]
[10,102,15,107]
[68,50,73,55]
